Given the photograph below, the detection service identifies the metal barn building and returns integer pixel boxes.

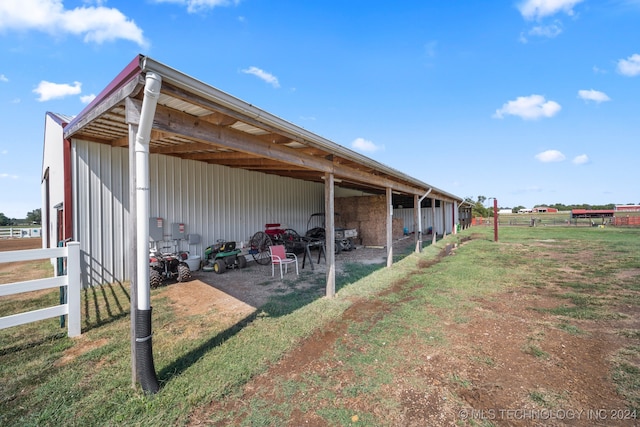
[41,55,464,295]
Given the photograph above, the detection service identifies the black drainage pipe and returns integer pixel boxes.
[135,308,160,394]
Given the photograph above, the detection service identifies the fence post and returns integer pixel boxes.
[66,242,81,337]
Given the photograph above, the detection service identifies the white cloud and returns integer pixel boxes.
[351,137,383,153]
[573,154,589,164]
[493,94,561,120]
[617,53,640,76]
[241,66,280,88]
[152,0,239,14]
[578,89,610,103]
[80,93,96,104]
[528,23,562,38]
[0,173,19,179]
[592,65,607,74]
[0,74,8,82]
[535,149,566,162]
[0,0,148,47]
[33,80,82,102]
[518,0,584,20]
[1,150,8,155]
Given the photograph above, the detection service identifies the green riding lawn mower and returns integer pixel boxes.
[203,240,247,274]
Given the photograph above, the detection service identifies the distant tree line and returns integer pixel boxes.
[465,197,636,218]
[0,209,41,226]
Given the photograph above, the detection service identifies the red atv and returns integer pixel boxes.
[149,249,192,288]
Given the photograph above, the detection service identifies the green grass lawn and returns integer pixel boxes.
[1,226,639,426]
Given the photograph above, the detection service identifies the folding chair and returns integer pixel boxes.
[269,245,299,279]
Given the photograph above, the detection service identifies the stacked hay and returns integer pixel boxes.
[335,195,405,246]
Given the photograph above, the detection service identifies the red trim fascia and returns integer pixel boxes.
[63,138,73,241]
[66,55,143,131]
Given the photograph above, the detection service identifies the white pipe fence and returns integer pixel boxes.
[0,242,81,337]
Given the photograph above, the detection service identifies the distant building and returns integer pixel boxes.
[615,205,640,212]
[533,206,559,213]
[518,208,533,214]
[570,209,614,219]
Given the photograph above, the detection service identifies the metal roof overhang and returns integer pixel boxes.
[64,54,462,204]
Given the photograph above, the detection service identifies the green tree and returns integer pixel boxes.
[0,212,10,226]
[26,208,41,224]
[466,196,490,218]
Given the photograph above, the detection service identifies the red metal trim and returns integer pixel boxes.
[66,55,143,131]
[63,138,73,241]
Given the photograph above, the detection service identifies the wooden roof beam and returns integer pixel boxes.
[127,98,427,195]
[152,141,219,154]
[160,82,313,147]
[199,111,237,126]
[257,134,293,145]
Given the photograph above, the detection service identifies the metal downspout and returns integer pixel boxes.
[135,72,162,394]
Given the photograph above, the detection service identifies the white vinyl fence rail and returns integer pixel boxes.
[0,242,81,337]
[0,228,42,239]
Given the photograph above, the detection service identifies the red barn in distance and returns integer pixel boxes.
[615,205,640,212]
[533,206,558,213]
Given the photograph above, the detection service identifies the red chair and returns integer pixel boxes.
[269,245,298,279]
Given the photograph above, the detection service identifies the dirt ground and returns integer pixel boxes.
[0,238,42,252]
[162,238,417,337]
[182,238,409,309]
[186,235,639,427]
[0,238,46,284]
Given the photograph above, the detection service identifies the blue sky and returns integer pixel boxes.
[1,0,639,218]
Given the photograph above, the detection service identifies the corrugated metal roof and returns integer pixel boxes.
[46,112,75,125]
[63,55,462,203]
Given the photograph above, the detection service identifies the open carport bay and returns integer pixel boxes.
[167,237,418,317]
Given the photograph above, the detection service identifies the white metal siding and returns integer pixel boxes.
[73,140,324,287]
[42,115,67,247]
[73,141,130,287]
[148,154,324,250]
[398,200,458,235]
[393,207,441,234]
[444,202,453,234]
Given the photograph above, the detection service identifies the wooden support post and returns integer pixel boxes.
[453,201,458,234]
[324,173,336,297]
[414,194,420,253]
[386,187,393,267]
[432,198,437,245]
[442,201,447,238]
